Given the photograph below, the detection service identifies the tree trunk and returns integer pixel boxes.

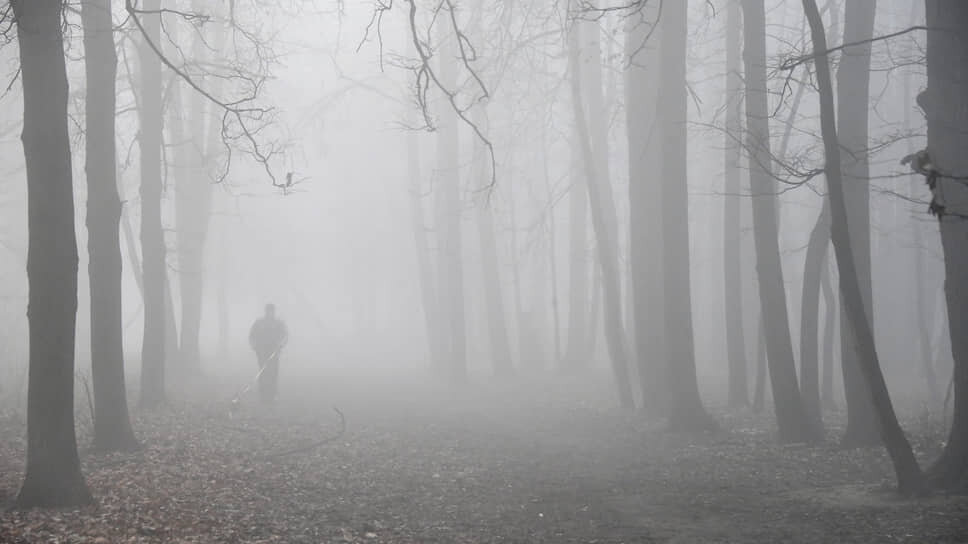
[175,4,214,375]
[138,0,167,408]
[563,143,589,371]
[799,200,830,426]
[924,0,968,489]
[81,0,139,452]
[568,19,635,409]
[723,0,749,409]
[802,0,925,495]
[820,257,837,408]
[627,0,668,414]
[659,0,713,429]
[13,0,93,507]
[742,0,816,442]
[435,22,467,383]
[406,105,441,373]
[836,0,880,448]
[474,112,514,378]
[752,317,768,413]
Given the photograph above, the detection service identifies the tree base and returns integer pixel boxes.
[14,474,93,509]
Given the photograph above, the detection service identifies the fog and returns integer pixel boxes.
[0,0,966,541]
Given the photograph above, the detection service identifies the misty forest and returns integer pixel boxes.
[0,0,967,542]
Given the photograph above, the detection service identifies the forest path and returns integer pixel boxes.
[1,368,966,542]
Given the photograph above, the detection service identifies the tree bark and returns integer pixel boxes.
[659,0,713,429]
[836,0,880,448]
[723,0,748,409]
[81,0,140,452]
[138,0,167,408]
[802,0,926,495]
[13,0,93,507]
[568,19,635,409]
[742,0,816,442]
[924,0,968,489]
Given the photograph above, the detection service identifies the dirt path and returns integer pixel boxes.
[2,371,966,542]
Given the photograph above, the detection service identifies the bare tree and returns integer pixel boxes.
[12,0,93,507]
[836,0,880,448]
[569,6,634,409]
[81,0,139,451]
[801,0,925,495]
[723,0,749,409]
[743,0,817,442]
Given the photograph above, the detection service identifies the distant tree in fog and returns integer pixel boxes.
[12,0,93,507]
[722,0,749,410]
[626,1,668,413]
[81,0,139,451]
[656,0,713,429]
[134,0,167,408]
[568,4,634,410]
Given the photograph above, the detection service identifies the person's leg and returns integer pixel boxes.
[257,355,270,403]
[264,356,279,403]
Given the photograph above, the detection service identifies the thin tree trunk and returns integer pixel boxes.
[743,0,816,442]
[563,143,589,371]
[13,0,93,507]
[569,18,635,409]
[627,0,668,414]
[820,257,837,408]
[924,0,968,489]
[802,0,925,495]
[435,21,467,383]
[474,112,514,378]
[175,3,215,375]
[799,200,830,426]
[752,317,768,413]
[541,126,562,367]
[723,0,748,409]
[138,0,167,408]
[81,0,139,452]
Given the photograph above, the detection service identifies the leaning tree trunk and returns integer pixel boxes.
[836,0,880,448]
[924,0,968,489]
[723,0,749,408]
[138,0,167,408]
[802,0,926,495]
[742,0,816,442]
[626,0,668,414]
[658,0,713,429]
[13,0,93,508]
[81,0,139,452]
[569,19,635,409]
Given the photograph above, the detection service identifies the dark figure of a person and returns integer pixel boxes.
[249,303,288,404]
